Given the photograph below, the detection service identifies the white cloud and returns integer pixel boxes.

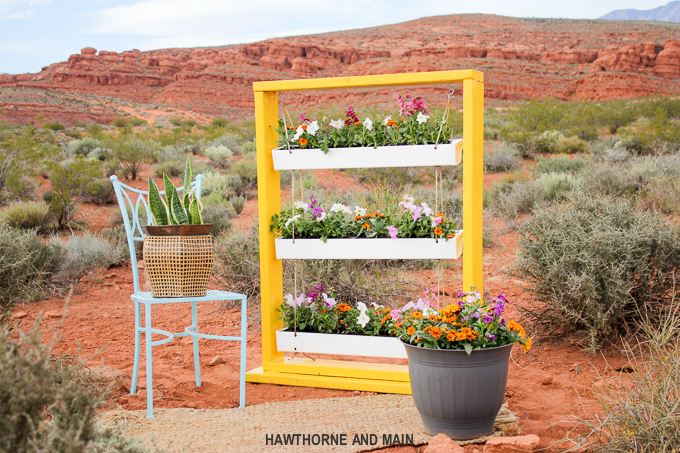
[0,0,50,13]
[4,9,34,19]
[0,41,34,52]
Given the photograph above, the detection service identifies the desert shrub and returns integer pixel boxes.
[65,130,83,139]
[112,138,156,180]
[0,225,62,323]
[531,155,586,176]
[50,232,125,282]
[512,194,680,350]
[204,145,233,166]
[68,138,102,157]
[88,147,113,161]
[230,195,245,215]
[242,141,256,154]
[211,117,228,128]
[554,135,588,154]
[596,99,638,134]
[83,179,115,205]
[210,133,242,155]
[44,122,65,131]
[0,201,49,230]
[213,228,260,300]
[581,163,641,199]
[111,118,129,128]
[231,157,258,192]
[347,167,424,190]
[129,118,146,127]
[592,147,633,164]
[201,200,235,237]
[101,159,122,178]
[535,172,578,201]
[87,123,103,135]
[153,161,183,178]
[491,181,546,219]
[534,130,564,154]
[47,159,102,228]
[569,309,680,452]
[484,143,521,173]
[638,175,680,214]
[0,324,159,452]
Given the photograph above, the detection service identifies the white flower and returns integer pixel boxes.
[307,120,320,136]
[382,115,392,126]
[416,112,430,124]
[354,206,367,216]
[329,119,344,130]
[421,202,434,217]
[370,302,383,309]
[465,295,480,303]
[357,312,370,328]
[357,301,368,313]
[294,201,308,211]
[330,203,351,214]
[285,215,301,227]
[362,117,373,131]
[293,125,304,141]
[322,293,337,307]
[315,212,327,222]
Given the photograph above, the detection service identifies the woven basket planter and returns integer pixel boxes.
[142,225,214,298]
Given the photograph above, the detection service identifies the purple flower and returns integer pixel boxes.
[315,285,324,291]
[299,111,310,123]
[345,106,359,125]
[311,206,324,220]
[457,291,467,298]
[308,194,318,208]
[500,319,507,326]
[387,225,398,239]
[483,314,494,323]
[485,333,496,342]
[322,293,336,307]
[308,291,319,300]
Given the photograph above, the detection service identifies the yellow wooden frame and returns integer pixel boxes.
[246,70,484,393]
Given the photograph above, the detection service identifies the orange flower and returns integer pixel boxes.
[436,213,444,218]
[354,121,361,126]
[446,331,457,342]
[395,322,403,328]
[299,138,308,146]
[337,303,351,312]
[447,234,456,239]
[442,303,460,315]
[434,227,443,236]
[386,119,398,127]
[353,215,361,221]
[381,315,390,324]
[407,327,416,336]
[507,320,526,338]
[522,337,532,352]
[415,337,422,342]
[301,124,308,131]
[412,311,423,320]
[429,326,442,339]
[287,125,293,129]
[362,223,371,229]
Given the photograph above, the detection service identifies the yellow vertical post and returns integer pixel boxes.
[462,78,484,293]
[254,90,283,364]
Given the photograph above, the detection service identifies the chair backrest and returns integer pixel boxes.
[110,174,204,294]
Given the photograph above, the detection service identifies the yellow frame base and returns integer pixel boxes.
[247,70,484,394]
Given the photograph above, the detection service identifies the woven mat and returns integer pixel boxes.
[100,395,519,453]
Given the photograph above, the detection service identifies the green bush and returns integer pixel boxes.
[153,161,183,178]
[231,195,245,215]
[47,159,102,228]
[638,175,680,215]
[231,157,258,193]
[512,194,680,350]
[536,172,578,201]
[0,201,49,230]
[50,232,126,282]
[68,137,102,157]
[210,134,242,155]
[211,117,228,128]
[491,181,546,219]
[205,144,233,164]
[0,225,62,323]
[555,135,588,154]
[83,178,115,205]
[44,122,65,131]
[213,228,260,300]
[580,163,641,199]
[534,130,564,153]
[201,200,235,237]
[0,324,159,452]
[111,118,129,128]
[484,143,521,173]
[112,138,156,180]
[532,155,586,175]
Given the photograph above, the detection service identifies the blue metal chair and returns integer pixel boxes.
[110,174,247,419]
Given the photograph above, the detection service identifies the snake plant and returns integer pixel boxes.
[147,157,204,225]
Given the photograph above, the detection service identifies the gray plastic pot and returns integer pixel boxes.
[403,341,513,440]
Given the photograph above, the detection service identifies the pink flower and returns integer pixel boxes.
[412,206,423,221]
[421,202,434,216]
[387,225,398,239]
[431,215,443,228]
[402,301,416,312]
[390,309,402,320]
[322,293,336,307]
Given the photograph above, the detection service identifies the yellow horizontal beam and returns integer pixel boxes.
[246,367,412,394]
[263,358,410,382]
[253,70,483,92]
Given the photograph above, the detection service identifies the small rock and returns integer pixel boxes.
[209,355,225,366]
[137,261,144,269]
[105,273,118,278]
[185,402,197,409]
[542,376,553,385]
[12,311,28,319]
[44,310,62,319]
[425,434,464,453]
[483,435,541,453]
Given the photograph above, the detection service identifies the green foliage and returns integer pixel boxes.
[211,117,228,128]
[0,323,161,452]
[531,155,586,176]
[484,143,521,173]
[204,144,233,165]
[512,194,680,350]
[48,158,103,228]
[44,122,65,131]
[491,180,546,219]
[535,172,578,201]
[68,137,102,157]
[213,228,261,300]
[580,163,641,199]
[49,232,125,282]
[0,225,62,324]
[0,201,49,230]
[533,130,564,153]
[148,157,203,225]
[111,138,156,180]
[230,195,245,215]
[554,135,588,154]
[231,156,257,194]
[200,196,234,237]
[111,118,129,128]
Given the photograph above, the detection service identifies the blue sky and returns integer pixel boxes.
[0,0,669,74]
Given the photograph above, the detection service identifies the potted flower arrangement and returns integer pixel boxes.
[270,193,463,260]
[394,289,531,440]
[143,157,213,297]
[271,94,463,171]
[276,285,408,358]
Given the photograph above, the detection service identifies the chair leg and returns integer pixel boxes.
[131,300,141,395]
[239,296,247,408]
[192,301,201,387]
[144,302,154,419]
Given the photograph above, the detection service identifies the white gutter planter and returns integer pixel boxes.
[272,139,463,171]
[276,329,407,359]
[275,233,463,260]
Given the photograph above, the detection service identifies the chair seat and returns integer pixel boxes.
[131,290,246,304]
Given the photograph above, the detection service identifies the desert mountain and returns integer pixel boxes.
[600,1,680,22]
[2,14,680,123]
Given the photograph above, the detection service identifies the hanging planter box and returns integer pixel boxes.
[276,329,407,359]
[275,233,462,260]
[271,139,462,171]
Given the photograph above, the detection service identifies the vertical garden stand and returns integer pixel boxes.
[245,70,485,394]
